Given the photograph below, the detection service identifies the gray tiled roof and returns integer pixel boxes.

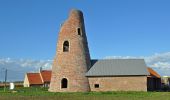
[86,59,149,76]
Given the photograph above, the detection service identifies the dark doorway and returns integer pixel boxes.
[61,78,68,88]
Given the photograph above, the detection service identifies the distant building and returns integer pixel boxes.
[161,76,170,88]
[147,67,161,91]
[40,70,52,87]
[23,70,51,87]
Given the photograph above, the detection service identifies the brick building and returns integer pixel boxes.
[49,9,160,92]
[86,59,149,91]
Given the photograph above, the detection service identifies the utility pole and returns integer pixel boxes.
[4,69,7,92]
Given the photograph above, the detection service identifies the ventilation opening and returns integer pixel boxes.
[94,84,99,88]
[61,78,68,88]
[63,41,69,52]
[78,28,81,35]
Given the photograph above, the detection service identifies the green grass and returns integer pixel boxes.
[0,87,170,100]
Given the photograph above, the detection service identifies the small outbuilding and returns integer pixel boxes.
[23,70,51,87]
[40,70,52,87]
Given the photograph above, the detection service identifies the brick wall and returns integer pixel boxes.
[88,76,147,91]
[49,9,91,92]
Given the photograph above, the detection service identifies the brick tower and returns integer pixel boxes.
[49,9,91,92]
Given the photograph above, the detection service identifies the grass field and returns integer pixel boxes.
[0,87,170,100]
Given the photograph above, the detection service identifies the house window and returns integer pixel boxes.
[61,78,68,88]
[63,41,69,52]
[94,84,99,88]
[77,28,81,35]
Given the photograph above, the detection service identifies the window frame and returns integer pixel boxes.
[94,84,99,88]
[63,40,69,52]
[77,28,82,36]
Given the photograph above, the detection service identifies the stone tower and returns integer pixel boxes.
[49,9,91,92]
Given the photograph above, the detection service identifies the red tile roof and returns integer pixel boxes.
[40,70,52,82]
[147,67,161,78]
[27,73,43,84]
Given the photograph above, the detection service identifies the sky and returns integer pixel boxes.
[0,0,170,81]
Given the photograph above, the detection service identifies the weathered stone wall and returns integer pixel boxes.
[49,9,91,92]
[88,76,147,91]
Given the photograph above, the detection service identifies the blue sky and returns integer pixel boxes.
[0,0,170,81]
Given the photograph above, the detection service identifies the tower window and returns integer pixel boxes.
[61,78,68,88]
[94,84,99,88]
[77,28,81,35]
[63,41,69,52]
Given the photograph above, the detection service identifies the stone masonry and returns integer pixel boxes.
[49,9,91,92]
[88,76,147,91]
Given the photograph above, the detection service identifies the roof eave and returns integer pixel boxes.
[86,74,148,77]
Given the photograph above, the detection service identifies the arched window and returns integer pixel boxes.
[63,41,69,52]
[77,28,81,36]
[61,78,68,88]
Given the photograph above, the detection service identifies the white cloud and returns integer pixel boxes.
[0,58,52,81]
[104,52,170,76]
